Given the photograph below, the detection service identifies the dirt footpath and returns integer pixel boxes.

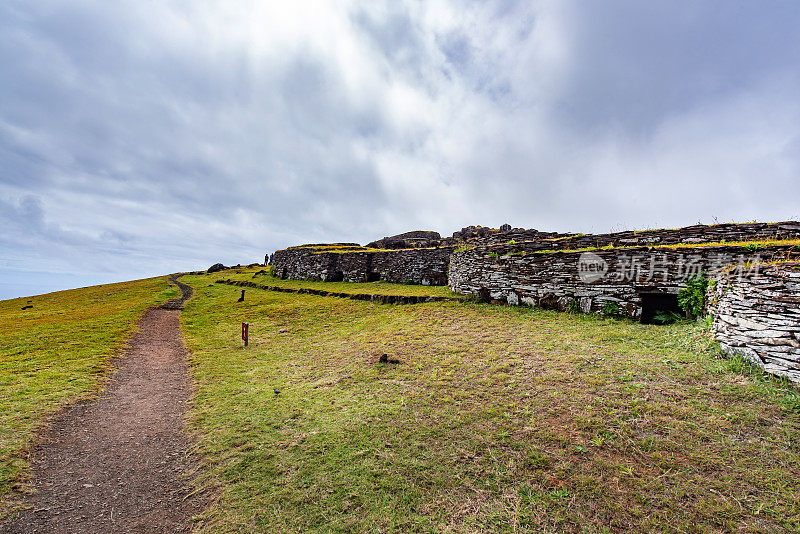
[2,276,207,533]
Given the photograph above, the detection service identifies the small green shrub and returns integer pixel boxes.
[602,301,620,316]
[678,274,709,318]
[704,278,718,311]
[567,299,580,314]
[653,310,684,325]
[488,252,499,258]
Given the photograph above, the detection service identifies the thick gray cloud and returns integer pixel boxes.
[2,0,799,299]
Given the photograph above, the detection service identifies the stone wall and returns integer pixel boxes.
[448,243,799,321]
[271,248,339,281]
[271,247,453,286]
[710,262,800,383]
[270,221,800,297]
[446,221,800,249]
[371,248,452,285]
[466,221,800,251]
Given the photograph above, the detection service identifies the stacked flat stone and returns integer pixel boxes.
[449,243,799,320]
[216,279,461,304]
[452,221,800,249]
[711,263,800,383]
[271,247,453,286]
[270,221,800,303]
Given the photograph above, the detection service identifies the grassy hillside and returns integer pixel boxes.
[0,277,177,505]
[181,273,800,533]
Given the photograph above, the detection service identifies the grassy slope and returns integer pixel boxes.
[181,273,800,533]
[0,277,177,504]
[217,266,459,298]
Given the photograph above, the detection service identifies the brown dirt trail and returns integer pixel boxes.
[1,275,207,533]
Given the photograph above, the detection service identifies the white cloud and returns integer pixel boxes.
[2,0,800,298]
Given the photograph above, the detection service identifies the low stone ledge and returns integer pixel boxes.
[214,279,463,305]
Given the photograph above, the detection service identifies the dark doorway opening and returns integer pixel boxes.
[329,271,344,282]
[280,268,288,279]
[639,292,682,324]
[477,287,491,303]
[367,272,380,282]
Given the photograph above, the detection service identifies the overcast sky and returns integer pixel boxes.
[2,1,799,299]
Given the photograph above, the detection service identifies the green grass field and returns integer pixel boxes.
[217,266,459,298]
[0,277,177,506]
[2,271,798,532]
[181,272,800,533]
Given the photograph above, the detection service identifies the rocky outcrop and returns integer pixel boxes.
[367,231,442,249]
[710,262,800,383]
[207,263,228,273]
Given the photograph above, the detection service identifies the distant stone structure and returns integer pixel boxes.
[269,221,800,380]
[272,243,452,286]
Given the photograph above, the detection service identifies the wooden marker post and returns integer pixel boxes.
[242,322,249,347]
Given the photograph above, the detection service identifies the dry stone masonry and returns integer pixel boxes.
[270,221,800,380]
[216,279,461,305]
[271,245,452,286]
[449,243,800,321]
[711,262,800,382]
[272,222,800,288]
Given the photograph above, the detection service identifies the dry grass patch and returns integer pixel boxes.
[181,273,800,533]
